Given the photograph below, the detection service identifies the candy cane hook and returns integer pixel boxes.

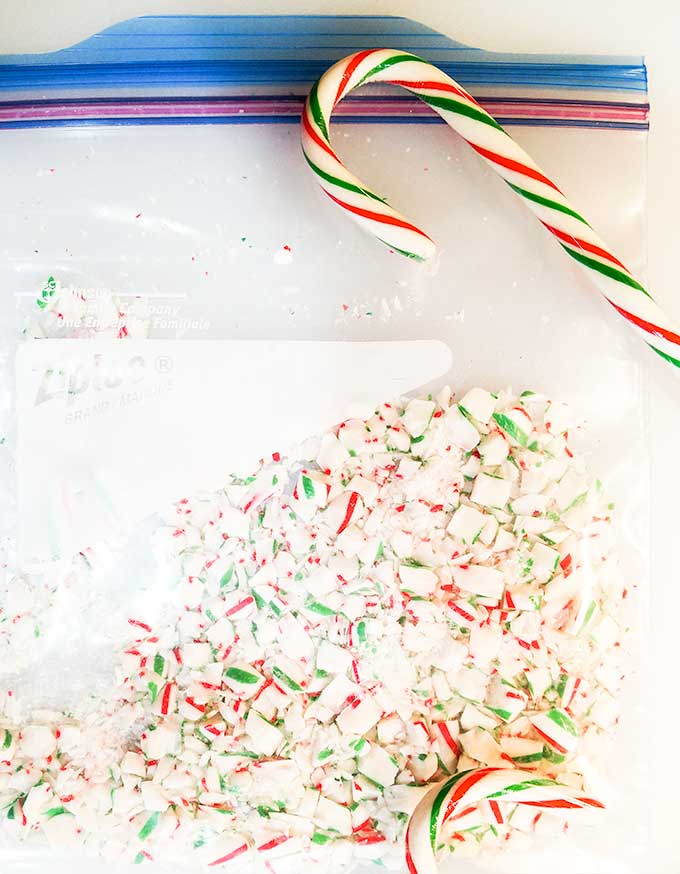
[301,49,680,369]
[405,767,604,874]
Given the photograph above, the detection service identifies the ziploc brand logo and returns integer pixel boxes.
[32,351,174,413]
[34,352,150,407]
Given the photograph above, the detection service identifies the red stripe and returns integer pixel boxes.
[449,603,475,623]
[470,142,561,193]
[531,724,568,755]
[489,799,504,824]
[543,222,628,270]
[607,298,680,347]
[335,49,378,105]
[390,78,477,105]
[449,803,477,822]
[226,596,254,616]
[520,799,583,810]
[323,190,433,241]
[576,796,605,809]
[302,107,336,159]
[160,682,174,715]
[209,843,249,866]
[257,835,290,852]
[128,618,151,632]
[438,722,460,755]
[404,826,419,874]
[442,768,495,823]
[566,677,581,708]
[337,491,360,535]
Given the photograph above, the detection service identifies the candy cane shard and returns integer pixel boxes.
[405,767,603,874]
[301,49,680,368]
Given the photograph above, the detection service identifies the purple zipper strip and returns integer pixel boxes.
[0,95,650,128]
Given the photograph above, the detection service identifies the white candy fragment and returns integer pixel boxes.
[314,796,352,836]
[317,433,350,473]
[447,504,487,544]
[245,710,283,756]
[458,388,496,424]
[337,697,381,736]
[358,745,399,789]
[401,398,435,437]
[399,564,438,597]
[470,473,511,510]
[19,725,56,760]
[479,432,508,466]
[452,565,505,600]
[444,406,480,450]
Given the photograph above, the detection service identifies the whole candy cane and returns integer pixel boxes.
[301,49,680,369]
[405,767,604,874]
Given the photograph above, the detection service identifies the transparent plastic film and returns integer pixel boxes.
[0,15,651,874]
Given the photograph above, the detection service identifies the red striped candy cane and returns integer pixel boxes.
[301,49,680,368]
[404,767,603,874]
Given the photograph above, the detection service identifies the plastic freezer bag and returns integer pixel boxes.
[0,15,652,874]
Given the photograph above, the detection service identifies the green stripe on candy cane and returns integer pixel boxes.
[138,811,160,841]
[403,766,603,874]
[301,48,680,369]
[225,666,260,684]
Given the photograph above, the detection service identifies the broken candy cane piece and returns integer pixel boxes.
[337,696,382,736]
[530,709,580,755]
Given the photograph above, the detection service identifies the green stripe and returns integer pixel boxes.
[512,752,545,764]
[581,599,597,630]
[252,590,265,609]
[138,811,160,841]
[2,730,11,749]
[508,182,589,225]
[428,771,471,851]
[308,81,329,142]
[487,777,558,798]
[492,412,537,451]
[306,600,335,616]
[420,93,504,132]
[272,666,303,692]
[225,666,260,685]
[356,620,367,643]
[359,771,385,792]
[556,673,568,699]
[374,235,425,261]
[561,245,650,296]
[153,654,165,676]
[303,153,386,204]
[651,344,680,368]
[546,708,579,738]
[487,706,512,721]
[45,806,68,819]
[356,53,428,87]
[301,475,315,499]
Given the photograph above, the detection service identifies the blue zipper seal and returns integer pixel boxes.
[0,15,647,93]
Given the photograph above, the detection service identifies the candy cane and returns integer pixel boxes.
[405,767,603,874]
[301,49,680,368]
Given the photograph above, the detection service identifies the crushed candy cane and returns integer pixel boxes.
[0,379,627,870]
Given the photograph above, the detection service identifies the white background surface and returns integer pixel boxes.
[1,2,678,871]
